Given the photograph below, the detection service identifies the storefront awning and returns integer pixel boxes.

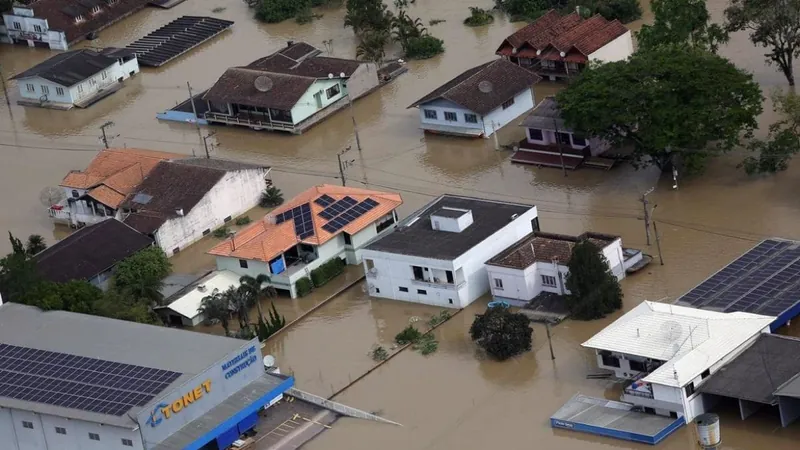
[152,374,294,450]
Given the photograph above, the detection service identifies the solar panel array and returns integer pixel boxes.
[275,203,314,240]
[0,344,181,416]
[126,16,234,67]
[677,239,800,319]
[321,198,379,234]
[314,194,335,207]
[318,197,358,220]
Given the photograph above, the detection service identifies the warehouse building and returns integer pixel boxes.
[0,303,293,450]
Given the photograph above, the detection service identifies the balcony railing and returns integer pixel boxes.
[205,112,296,131]
[411,279,465,290]
[624,384,654,399]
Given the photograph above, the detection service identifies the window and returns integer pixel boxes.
[56,87,64,96]
[71,190,79,198]
[557,132,571,146]
[448,299,453,304]
[501,97,515,109]
[417,289,427,295]
[494,278,503,290]
[122,438,133,446]
[464,113,478,123]
[628,359,647,372]
[41,85,49,95]
[89,432,100,441]
[89,78,97,87]
[600,351,620,368]
[101,71,108,80]
[572,135,587,146]
[91,5,101,14]
[343,233,352,246]
[172,247,180,254]
[412,266,424,281]
[202,228,211,236]
[239,259,248,269]
[224,215,232,223]
[375,287,380,293]
[376,213,395,233]
[685,382,696,397]
[77,84,84,93]
[528,128,543,141]
[22,421,34,429]
[423,109,437,120]
[33,25,43,33]
[25,83,35,92]
[701,369,711,379]
[444,111,457,122]
[13,21,21,30]
[446,270,454,284]
[55,427,66,435]
[541,275,557,287]
[399,287,408,292]
[325,83,341,99]
[74,15,85,23]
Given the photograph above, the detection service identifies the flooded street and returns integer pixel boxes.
[2,0,800,447]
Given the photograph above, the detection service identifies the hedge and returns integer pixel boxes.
[296,277,313,297]
[310,257,345,287]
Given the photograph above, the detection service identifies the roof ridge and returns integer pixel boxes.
[444,60,497,95]
[231,66,317,80]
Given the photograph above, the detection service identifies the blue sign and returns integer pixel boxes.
[221,345,258,380]
[146,403,169,428]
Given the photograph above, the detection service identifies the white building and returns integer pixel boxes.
[361,195,540,308]
[582,301,774,422]
[0,303,294,450]
[11,47,139,109]
[1,6,67,50]
[158,270,242,327]
[486,231,642,306]
[408,59,541,138]
[123,159,271,257]
[209,185,403,298]
[496,9,634,81]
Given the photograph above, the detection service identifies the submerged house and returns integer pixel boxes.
[408,59,541,138]
[496,10,633,81]
[203,42,380,134]
[1,5,67,50]
[208,185,402,298]
[11,47,140,109]
[511,96,613,170]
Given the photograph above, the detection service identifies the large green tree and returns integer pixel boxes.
[556,47,763,172]
[741,91,800,174]
[345,0,393,35]
[199,288,232,335]
[238,274,277,321]
[637,0,728,53]
[725,0,800,86]
[565,240,623,320]
[112,246,171,305]
[469,306,533,360]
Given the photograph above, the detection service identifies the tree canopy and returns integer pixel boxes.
[637,0,728,53]
[725,0,800,86]
[345,0,393,35]
[112,246,171,305]
[741,91,800,174]
[556,47,763,172]
[469,306,533,360]
[564,240,623,320]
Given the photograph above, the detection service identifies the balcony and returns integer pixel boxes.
[623,386,654,399]
[205,112,296,132]
[47,205,71,224]
[411,279,465,291]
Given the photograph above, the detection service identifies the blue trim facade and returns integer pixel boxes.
[156,110,208,125]
[550,415,685,445]
[771,301,800,331]
[183,376,294,450]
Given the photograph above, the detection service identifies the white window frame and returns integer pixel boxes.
[423,109,437,120]
[88,432,100,441]
[493,278,503,290]
[101,71,107,80]
[541,275,557,287]
[501,97,515,110]
[41,85,49,95]
[22,421,34,429]
[55,427,67,435]
[33,24,43,33]
[12,21,21,30]
[77,84,84,94]
[444,111,457,122]
[464,113,478,123]
[121,438,133,446]
[56,87,65,96]
[25,83,35,93]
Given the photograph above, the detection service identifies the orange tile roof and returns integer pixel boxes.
[60,148,185,208]
[208,184,403,262]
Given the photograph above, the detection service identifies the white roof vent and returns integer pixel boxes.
[430,207,473,233]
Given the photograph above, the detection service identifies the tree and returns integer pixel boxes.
[741,90,800,174]
[356,31,389,66]
[53,280,104,314]
[564,240,623,320]
[583,0,642,24]
[725,0,800,87]
[345,0,393,35]
[256,302,286,341]
[391,10,427,51]
[637,0,728,53]
[238,274,277,321]
[469,306,533,360]
[95,289,160,324]
[8,232,25,256]
[256,0,305,23]
[464,7,494,27]
[112,246,171,305]
[199,288,232,335]
[25,235,47,256]
[556,47,763,172]
[0,0,12,13]
[224,286,255,331]
[259,186,285,208]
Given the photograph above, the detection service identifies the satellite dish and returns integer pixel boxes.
[263,355,276,368]
[661,321,683,341]
[254,76,273,92]
[39,186,66,207]
[478,80,493,93]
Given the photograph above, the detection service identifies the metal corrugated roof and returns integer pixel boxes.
[582,301,774,388]
[166,270,242,319]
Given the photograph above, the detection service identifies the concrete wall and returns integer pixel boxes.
[2,7,67,50]
[588,31,634,63]
[17,76,75,104]
[418,98,483,132]
[482,88,535,137]
[0,408,142,450]
[343,62,380,100]
[292,79,346,124]
[155,168,267,256]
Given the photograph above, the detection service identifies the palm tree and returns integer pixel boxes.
[259,186,284,208]
[198,289,231,336]
[356,31,388,67]
[25,235,47,256]
[224,286,256,331]
[238,274,278,320]
[391,11,427,50]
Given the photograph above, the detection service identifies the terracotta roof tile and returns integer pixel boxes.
[574,20,628,55]
[86,185,126,209]
[503,10,562,49]
[60,148,184,189]
[27,0,150,45]
[486,231,619,269]
[552,15,611,53]
[208,184,403,262]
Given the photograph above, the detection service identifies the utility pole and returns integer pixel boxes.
[202,131,216,159]
[341,74,362,153]
[99,121,115,148]
[186,82,204,148]
[653,220,664,265]
[492,122,500,150]
[0,63,10,108]
[545,322,555,360]
[640,187,654,245]
[552,117,567,177]
[337,146,355,186]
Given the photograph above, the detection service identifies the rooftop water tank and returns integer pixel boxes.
[695,413,721,449]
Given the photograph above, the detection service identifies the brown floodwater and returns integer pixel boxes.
[2,0,800,447]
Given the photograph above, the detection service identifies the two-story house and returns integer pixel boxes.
[11,47,140,109]
[208,185,403,298]
[1,5,67,50]
[408,59,541,138]
[361,195,540,308]
[203,42,380,134]
[496,10,633,81]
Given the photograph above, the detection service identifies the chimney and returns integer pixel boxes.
[230,233,236,251]
[175,208,184,216]
[287,40,294,47]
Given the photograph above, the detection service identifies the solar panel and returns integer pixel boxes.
[0,344,181,416]
[314,194,335,207]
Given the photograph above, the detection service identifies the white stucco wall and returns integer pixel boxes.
[482,88,535,137]
[418,98,484,132]
[291,78,346,124]
[588,31,634,63]
[0,408,142,450]
[2,7,67,50]
[156,168,268,256]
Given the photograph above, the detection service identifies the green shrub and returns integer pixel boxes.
[235,216,252,226]
[296,277,313,297]
[427,310,452,328]
[395,325,422,345]
[404,35,445,59]
[589,0,642,23]
[255,0,302,23]
[295,6,313,23]
[413,333,438,355]
[309,257,345,287]
[212,226,231,238]
[370,345,389,361]
[464,7,494,26]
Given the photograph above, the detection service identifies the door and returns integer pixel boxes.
[314,91,323,108]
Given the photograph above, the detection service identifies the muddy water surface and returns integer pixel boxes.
[2,0,800,447]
